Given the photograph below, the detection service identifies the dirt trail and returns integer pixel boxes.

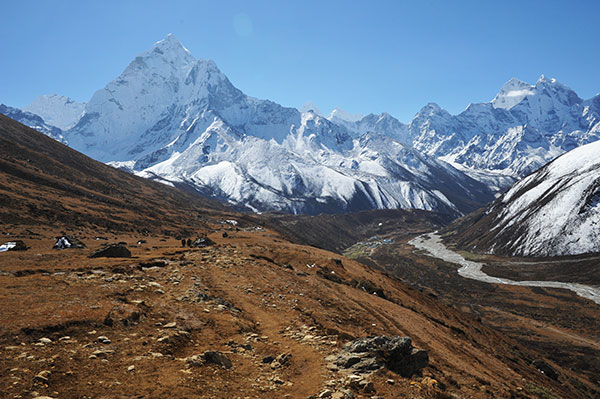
[0,225,594,398]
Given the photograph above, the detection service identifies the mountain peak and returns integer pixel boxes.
[535,74,569,89]
[492,78,535,110]
[425,102,442,110]
[154,33,186,50]
[299,101,323,116]
[143,33,195,65]
[417,102,444,116]
[115,34,199,86]
[502,77,531,90]
[23,94,85,130]
[163,33,178,41]
[534,75,582,107]
[537,74,552,84]
[327,107,364,122]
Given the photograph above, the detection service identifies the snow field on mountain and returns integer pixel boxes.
[492,140,600,255]
[7,34,599,217]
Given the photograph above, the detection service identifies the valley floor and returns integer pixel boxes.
[410,232,600,305]
[0,221,592,399]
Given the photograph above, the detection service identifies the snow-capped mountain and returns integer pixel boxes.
[5,34,598,216]
[491,78,536,110]
[298,74,600,193]
[307,76,600,190]
[60,34,494,215]
[345,112,411,144]
[23,94,85,130]
[410,75,600,180]
[448,140,600,256]
[0,104,66,143]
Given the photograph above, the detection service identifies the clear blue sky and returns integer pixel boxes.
[1,0,599,122]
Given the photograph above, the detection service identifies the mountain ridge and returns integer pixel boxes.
[35,34,494,215]
[4,34,599,215]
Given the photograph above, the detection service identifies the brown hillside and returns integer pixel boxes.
[0,113,229,234]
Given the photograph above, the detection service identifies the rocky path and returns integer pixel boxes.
[0,226,592,398]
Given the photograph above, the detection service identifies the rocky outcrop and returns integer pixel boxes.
[186,351,232,369]
[89,244,131,258]
[191,237,216,247]
[532,359,559,381]
[331,336,428,378]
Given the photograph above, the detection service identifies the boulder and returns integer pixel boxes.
[91,349,115,358]
[271,352,292,369]
[33,370,51,383]
[53,235,86,249]
[0,240,28,252]
[318,389,333,398]
[89,244,131,258]
[97,336,111,344]
[202,351,232,369]
[262,355,275,363]
[333,336,428,377]
[191,237,216,247]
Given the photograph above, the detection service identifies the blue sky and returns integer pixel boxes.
[1,0,599,122]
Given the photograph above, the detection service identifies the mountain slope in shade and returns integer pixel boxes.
[446,139,600,256]
[0,113,227,231]
[23,94,85,130]
[60,34,493,216]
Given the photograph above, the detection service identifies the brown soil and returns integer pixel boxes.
[0,113,229,234]
[0,224,590,399]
